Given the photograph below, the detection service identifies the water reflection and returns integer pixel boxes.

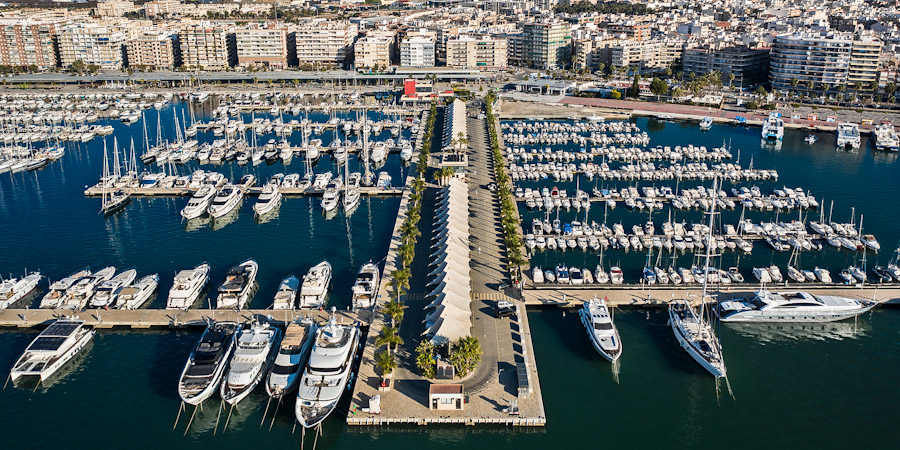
[726,319,870,343]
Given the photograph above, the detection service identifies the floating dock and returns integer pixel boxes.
[84,185,404,198]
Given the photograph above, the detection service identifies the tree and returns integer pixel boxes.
[415,340,437,378]
[382,299,405,327]
[449,336,482,377]
[375,350,396,375]
[649,78,669,100]
[727,73,735,89]
[753,85,767,102]
[389,269,410,300]
[629,72,641,98]
[375,326,404,355]
[885,82,897,102]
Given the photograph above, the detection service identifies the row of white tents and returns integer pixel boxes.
[423,178,472,345]
[442,98,467,152]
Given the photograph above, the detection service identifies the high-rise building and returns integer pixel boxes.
[234,26,288,70]
[355,30,396,71]
[682,45,770,88]
[0,18,60,69]
[446,36,507,71]
[179,23,231,70]
[769,33,882,94]
[400,31,436,68]
[293,19,357,68]
[57,22,128,70]
[126,28,180,70]
[610,40,683,72]
[521,21,570,70]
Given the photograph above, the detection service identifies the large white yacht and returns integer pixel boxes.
[873,123,899,152]
[266,320,317,399]
[295,311,360,428]
[836,123,861,149]
[299,261,332,308]
[178,321,240,405]
[350,262,380,310]
[253,184,282,216]
[272,275,300,310]
[62,266,115,310]
[669,300,726,378]
[115,274,159,310]
[716,290,876,323]
[11,319,95,382]
[321,186,340,212]
[89,269,136,309]
[220,322,282,405]
[761,112,784,141]
[578,298,622,362]
[216,260,258,309]
[181,186,217,220]
[207,185,243,218]
[0,271,42,309]
[40,270,90,309]
[166,264,210,310]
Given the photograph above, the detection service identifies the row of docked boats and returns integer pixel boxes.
[38,267,158,310]
[509,160,776,183]
[505,143,732,162]
[177,311,360,428]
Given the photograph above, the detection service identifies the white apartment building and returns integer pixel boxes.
[293,19,358,68]
[95,0,136,18]
[126,28,179,70]
[355,30,396,70]
[400,32,435,68]
[446,36,507,71]
[179,23,230,70]
[0,18,60,69]
[57,22,128,70]
[235,26,288,70]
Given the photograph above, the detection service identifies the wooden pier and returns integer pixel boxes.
[84,185,404,198]
[0,307,369,329]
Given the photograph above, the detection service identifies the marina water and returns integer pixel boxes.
[0,109,898,448]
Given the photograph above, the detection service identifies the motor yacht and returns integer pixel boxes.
[40,270,90,309]
[295,311,360,428]
[220,322,283,405]
[178,321,240,405]
[115,274,159,310]
[351,262,380,310]
[761,112,784,141]
[266,320,317,399]
[10,319,95,382]
[207,185,243,218]
[836,123,861,149]
[62,266,115,309]
[299,262,332,308]
[0,271,41,309]
[181,186,216,220]
[89,269,136,309]
[216,260,258,309]
[699,117,713,130]
[716,290,876,322]
[253,184,282,216]
[166,264,210,310]
[321,186,340,212]
[578,298,622,362]
[272,275,300,310]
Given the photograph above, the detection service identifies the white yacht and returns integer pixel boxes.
[216,260,259,309]
[350,262,380,310]
[299,262,332,308]
[295,312,360,428]
[89,269,136,309]
[253,184,282,216]
[166,264,210,310]
[115,274,159,310]
[220,322,282,405]
[873,123,899,152]
[761,112,784,141]
[716,290,876,323]
[40,270,90,309]
[578,298,622,362]
[266,320,317,399]
[272,275,300,310]
[0,271,42,309]
[207,185,243,218]
[699,117,713,130]
[836,123,861,149]
[669,300,727,378]
[62,266,115,310]
[181,186,216,220]
[376,172,392,188]
[321,187,340,212]
[343,179,361,212]
[178,321,240,405]
[10,319,95,382]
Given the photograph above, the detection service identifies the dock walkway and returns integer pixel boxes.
[84,185,403,198]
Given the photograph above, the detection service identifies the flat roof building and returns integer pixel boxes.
[57,22,128,70]
[235,26,288,70]
[770,33,881,94]
[521,21,570,70]
[127,28,180,70]
[179,23,232,70]
[446,36,507,71]
[293,20,358,69]
[400,31,436,68]
[0,18,60,69]
[355,30,396,71]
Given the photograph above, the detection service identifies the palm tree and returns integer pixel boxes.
[389,269,410,300]
[375,326,404,355]
[415,340,436,378]
[449,336,482,376]
[375,350,396,375]
[454,131,469,153]
[382,300,406,327]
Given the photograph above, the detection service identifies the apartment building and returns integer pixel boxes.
[521,21,571,70]
[610,39,683,72]
[682,45,770,88]
[179,23,231,70]
[57,22,128,70]
[126,28,180,70]
[495,31,522,67]
[0,18,60,69]
[234,26,288,70]
[573,38,624,71]
[293,20,358,68]
[355,30,397,71]
[606,22,651,41]
[144,0,183,18]
[96,0,135,18]
[446,36,507,71]
[400,31,436,68]
[770,33,882,94]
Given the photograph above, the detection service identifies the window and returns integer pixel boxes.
[441,398,453,404]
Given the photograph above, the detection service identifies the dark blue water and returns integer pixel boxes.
[1,114,898,449]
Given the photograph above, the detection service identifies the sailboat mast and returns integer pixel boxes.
[700,177,718,316]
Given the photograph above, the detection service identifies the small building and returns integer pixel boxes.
[513,79,576,96]
[428,383,464,411]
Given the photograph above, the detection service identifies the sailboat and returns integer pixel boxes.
[100,139,130,215]
[669,178,727,378]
